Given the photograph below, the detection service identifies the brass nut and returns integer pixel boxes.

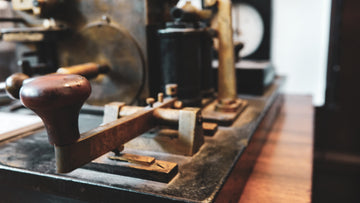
[173,100,183,109]
[157,92,164,103]
[165,84,178,97]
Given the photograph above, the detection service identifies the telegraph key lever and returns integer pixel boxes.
[20,74,203,173]
[5,62,109,99]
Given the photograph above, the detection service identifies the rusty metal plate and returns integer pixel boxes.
[58,21,145,106]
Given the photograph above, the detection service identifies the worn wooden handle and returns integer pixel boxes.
[5,63,108,99]
[20,74,91,146]
[5,72,30,99]
[56,63,110,79]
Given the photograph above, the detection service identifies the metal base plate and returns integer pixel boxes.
[83,152,178,183]
[0,78,284,202]
[202,99,248,126]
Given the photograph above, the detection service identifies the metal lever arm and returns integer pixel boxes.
[55,98,176,173]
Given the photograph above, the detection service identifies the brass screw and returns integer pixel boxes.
[146,97,155,107]
[173,100,183,109]
[157,92,164,103]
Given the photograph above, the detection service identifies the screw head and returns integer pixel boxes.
[146,97,155,107]
[173,100,183,109]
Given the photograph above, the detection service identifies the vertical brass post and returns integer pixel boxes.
[217,0,237,106]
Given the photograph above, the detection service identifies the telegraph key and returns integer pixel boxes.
[20,74,204,182]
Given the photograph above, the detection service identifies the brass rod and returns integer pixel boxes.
[217,0,237,103]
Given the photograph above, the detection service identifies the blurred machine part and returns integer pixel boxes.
[2,0,172,105]
[157,3,214,106]
[213,0,275,95]
[313,0,360,202]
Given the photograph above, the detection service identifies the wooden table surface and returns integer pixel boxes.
[238,95,313,203]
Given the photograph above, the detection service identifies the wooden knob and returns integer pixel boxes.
[5,63,107,100]
[146,97,155,107]
[20,74,91,146]
[5,73,29,99]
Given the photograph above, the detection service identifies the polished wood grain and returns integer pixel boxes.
[239,95,313,203]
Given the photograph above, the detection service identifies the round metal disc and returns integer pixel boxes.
[232,3,264,58]
[58,22,145,106]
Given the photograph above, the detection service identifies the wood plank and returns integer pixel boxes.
[238,94,313,203]
[0,112,43,142]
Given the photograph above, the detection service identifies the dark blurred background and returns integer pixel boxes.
[313,0,360,202]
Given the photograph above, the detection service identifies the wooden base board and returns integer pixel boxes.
[0,112,43,142]
[83,153,178,183]
[202,99,248,126]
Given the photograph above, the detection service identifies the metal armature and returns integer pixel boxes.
[103,96,204,157]
[54,97,203,173]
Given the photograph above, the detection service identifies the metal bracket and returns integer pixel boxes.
[103,99,204,156]
[83,152,179,183]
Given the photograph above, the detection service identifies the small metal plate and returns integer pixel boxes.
[202,99,248,126]
[84,152,178,183]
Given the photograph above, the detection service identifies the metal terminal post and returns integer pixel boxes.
[216,0,237,109]
[201,0,248,125]
[165,84,178,97]
[157,92,164,103]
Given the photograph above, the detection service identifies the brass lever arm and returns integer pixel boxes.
[55,98,176,173]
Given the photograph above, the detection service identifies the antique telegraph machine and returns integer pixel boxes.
[0,0,281,202]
